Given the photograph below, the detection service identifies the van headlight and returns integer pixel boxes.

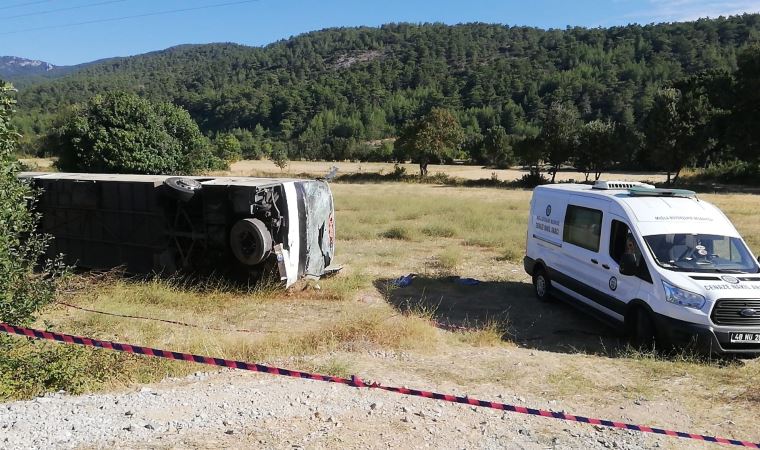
[662,280,706,309]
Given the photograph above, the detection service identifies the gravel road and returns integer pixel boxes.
[0,369,682,449]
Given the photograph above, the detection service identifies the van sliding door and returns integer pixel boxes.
[553,197,623,322]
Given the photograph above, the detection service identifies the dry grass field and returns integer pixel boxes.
[20,181,760,446]
[221,159,671,184]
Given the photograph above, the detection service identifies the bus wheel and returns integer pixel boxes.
[164,177,202,202]
[230,218,272,266]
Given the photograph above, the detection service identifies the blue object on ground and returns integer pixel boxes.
[455,277,481,286]
[392,274,415,287]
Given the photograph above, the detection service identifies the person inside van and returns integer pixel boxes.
[610,222,642,263]
[610,222,652,281]
[625,235,642,260]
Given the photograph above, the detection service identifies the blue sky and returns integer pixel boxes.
[2,0,760,66]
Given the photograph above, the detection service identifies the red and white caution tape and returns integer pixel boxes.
[1,322,757,448]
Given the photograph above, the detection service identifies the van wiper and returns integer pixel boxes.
[712,268,745,274]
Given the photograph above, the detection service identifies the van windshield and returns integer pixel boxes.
[643,234,759,273]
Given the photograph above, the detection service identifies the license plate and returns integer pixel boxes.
[729,332,760,343]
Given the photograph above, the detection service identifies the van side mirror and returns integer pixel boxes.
[619,253,638,276]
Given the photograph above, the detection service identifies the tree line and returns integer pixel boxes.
[7,17,760,179]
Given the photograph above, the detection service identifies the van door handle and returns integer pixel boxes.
[591,259,598,264]
[602,264,610,270]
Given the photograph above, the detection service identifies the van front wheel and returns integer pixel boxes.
[630,307,657,350]
[533,269,552,301]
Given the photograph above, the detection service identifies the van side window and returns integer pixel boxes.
[563,205,602,252]
[609,220,652,283]
[609,220,636,263]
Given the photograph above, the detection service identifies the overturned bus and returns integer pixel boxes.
[19,172,336,287]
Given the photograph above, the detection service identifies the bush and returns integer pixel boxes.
[0,82,64,325]
[515,172,550,188]
[422,225,457,238]
[51,92,225,174]
[380,226,413,240]
[0,82,67,397]
[688,161,760,185]
[214,133,243,163]
[270,142,289,170]
[360,140,395,162]
[391,163,407,178]
[0,341,124,400]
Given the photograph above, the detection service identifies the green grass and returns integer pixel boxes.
[452,320,509,347]
[333,185,760,262]
[436,246,463,271]
[421,224,457,238]
[380,225,414,240]
[498,247,523,263]
[333,184,530,254]
[313,358,353,378]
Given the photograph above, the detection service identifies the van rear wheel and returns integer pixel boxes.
[532,269,552,301]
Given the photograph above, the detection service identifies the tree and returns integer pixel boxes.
[644,87,714,184]
[0,81,64,326]
[214,133,242,162]
[8,19,760,169]
[269,142,289,171]
[576,120,616,181]
[644,89,682,184]
[394,107,464,176]
[539,102,580,183]
[482,125,514,169]
[51,92,224,175]
[514,136,543,177]
[728,45,760,161]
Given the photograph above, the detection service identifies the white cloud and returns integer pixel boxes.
[628,0,760,22]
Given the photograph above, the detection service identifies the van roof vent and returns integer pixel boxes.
[628,186,697,198]
[592,180,655,190]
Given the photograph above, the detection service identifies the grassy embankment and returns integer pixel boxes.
[3,183,759,437]
[7,183,524,398]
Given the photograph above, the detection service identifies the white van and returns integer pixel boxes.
[524,181,760,355]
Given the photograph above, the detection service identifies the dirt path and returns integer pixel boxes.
[5,325,754,450]
[2,367,678,450]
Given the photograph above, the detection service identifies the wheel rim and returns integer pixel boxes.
[536,275,547,297]
[238,230,258,258]
[176,179,200,191]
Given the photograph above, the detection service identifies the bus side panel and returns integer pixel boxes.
[37,178,168,273]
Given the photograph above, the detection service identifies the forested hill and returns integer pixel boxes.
[12,16,760,163]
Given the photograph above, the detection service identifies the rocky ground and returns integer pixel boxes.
[1,368,692,449]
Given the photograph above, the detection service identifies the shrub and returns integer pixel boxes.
[380,226,412,240]
[214,133,243,163]
[270,142,289,171]
[51,92,224,174]
[0,82,67,398]
[0,82,64,326]
[688,160,760,185]
[391,163,407,178]
[421,225,457,238]
[515,172,550,188]
[436,247,462,271]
